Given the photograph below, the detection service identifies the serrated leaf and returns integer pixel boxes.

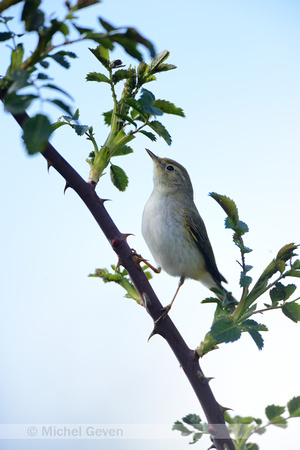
[270,282,296,303]
[183,414,201,427]
[240,272,252,288]
[148,120,172,145]
[86,72,110,83]
[240,319,267,350]
[103,110,112,125]
[154,63,177,73]
[139,130,157,141]
[210,316,241,344]
[172,421,193,436]
[265,405,286,421]
[287,396,300,417]
[153,99,185,117]
[282,302,300,323]
[89,45,110,68]
[112,69,132,84]
[110,164,128,191]
[74,125,90,136]
[112,145,133,157]
[209,193,239,223]
[22,114,52,155]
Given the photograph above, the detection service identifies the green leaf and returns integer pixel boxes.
[103,110,112,125]
[190,432,203,444]
[49,99,72,115]
[148,120,172,145]
[122,98,148,119]
[240,319,267,350]
[245,265,253,273]
[201,297,223,306]
[236,220,249,235]
[112,145,134,157]
[210,316,241,344]
[270,282,296,303]
[139,130,157,141]
[7,69,30,94]
[245,444,259,450]
[110,164,128,191]
[153,99,185,117]
[153,63,177,73]
[89,45,110,69]
[21,0,45,31]
[287,396,300,417]
[209,193,239,223]
[112,69,133,84]
[4,93,37,114]
[74,125,90,136]
[149,50,170,73]
[22,114,52,155]
[265,405,285,421]
[86,72,110,83]
[183,414,201,427]
[172,421,193,436]
[114,113,137,127]
[282,302,300,323]
[42,83,73,99]
[49,51,77,69]
[139,88,155,105]
[39,60,49,69]
[240,272,252,288]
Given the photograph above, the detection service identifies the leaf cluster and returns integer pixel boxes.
[196,195,299,357]
[89,264,152,305]
[173,396,300,449]
[0,0,156,154]
[83,47,184,190]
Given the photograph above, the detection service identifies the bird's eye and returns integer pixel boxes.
[166,165,174,171]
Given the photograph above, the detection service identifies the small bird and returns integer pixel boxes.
[142,149,234,317]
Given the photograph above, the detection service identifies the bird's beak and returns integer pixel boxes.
[145,149,159,162]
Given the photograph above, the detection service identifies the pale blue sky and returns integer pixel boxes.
[1,1,300,449]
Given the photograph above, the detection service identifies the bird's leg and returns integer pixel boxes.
[154,276,185,323]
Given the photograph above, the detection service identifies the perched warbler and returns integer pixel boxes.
[142,149,233,316]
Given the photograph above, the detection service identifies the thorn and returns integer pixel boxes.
[64,181,71,194]
[147,325,162,341]
[115,257,123,271]
[122,233,134,240]
[217,403,233,415]
[46,159,53,172]
[99,198,111,205]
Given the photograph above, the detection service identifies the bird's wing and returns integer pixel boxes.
[183,208,227,284]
